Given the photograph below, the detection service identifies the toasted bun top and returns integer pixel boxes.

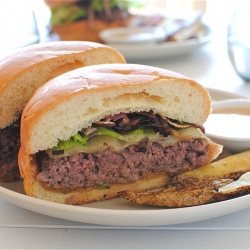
[0,41,126,128]
[21,63,211,154]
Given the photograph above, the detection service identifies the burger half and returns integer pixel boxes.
[0,41,126,181]
[19,63,223,204]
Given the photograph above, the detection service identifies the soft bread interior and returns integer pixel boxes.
[0,41,125,128]
[21,64,212,154]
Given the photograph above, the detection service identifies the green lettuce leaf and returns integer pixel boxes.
[56,132,88,150]
[56,126,156,150]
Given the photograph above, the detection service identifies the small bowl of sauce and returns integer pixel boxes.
[204,98,250,153]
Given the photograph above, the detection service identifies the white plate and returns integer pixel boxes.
[106,26,212,60]
[0,88,250,227]
[99,26,166,44]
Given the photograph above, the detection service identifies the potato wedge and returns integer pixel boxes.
[177,150,250,180]
[219,172,250,195]
[119,178,232,207]
[119,150,250,207]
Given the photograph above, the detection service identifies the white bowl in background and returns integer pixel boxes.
[99,26,166,44]
[204,98,250,153]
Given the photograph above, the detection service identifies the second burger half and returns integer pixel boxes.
[18,63,223,205]
[0,41,126,182]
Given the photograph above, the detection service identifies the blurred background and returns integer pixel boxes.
[0,0,242,46]
[0,0,249,84]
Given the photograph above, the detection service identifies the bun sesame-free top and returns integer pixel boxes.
[0,41,126,128]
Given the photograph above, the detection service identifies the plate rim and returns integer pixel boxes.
[1,183,250,227]
[105,25,212,60]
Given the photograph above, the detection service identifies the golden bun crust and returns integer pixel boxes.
[0,41,126,128]
[21,63,212,154]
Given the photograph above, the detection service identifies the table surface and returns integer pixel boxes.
[1,17,250,250]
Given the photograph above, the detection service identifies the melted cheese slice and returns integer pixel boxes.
[47,127,208,159]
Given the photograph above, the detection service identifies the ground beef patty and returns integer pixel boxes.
[0,119,21,181]
[36,138,208,191]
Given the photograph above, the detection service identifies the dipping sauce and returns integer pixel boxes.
[204,108,250,139]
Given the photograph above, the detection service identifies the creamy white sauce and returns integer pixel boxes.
[205,113,250,138]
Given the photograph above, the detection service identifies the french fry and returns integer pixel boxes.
[178,150,250,180]
[119,179,232,207]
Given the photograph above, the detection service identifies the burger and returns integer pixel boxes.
[0,41,126,181]
[45,0,138,42]
[18,63,223,204]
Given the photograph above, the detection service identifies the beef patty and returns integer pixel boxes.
[36,138,208,192]
[0,119,21,181]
